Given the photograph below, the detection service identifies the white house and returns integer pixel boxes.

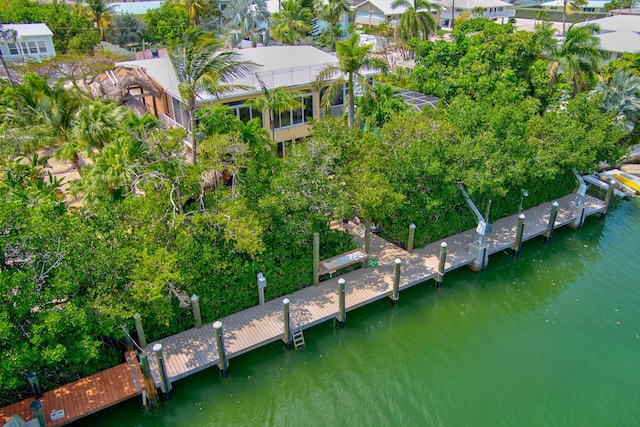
[576,15,640,60]
[434,0,515,28]
[109,45,378,154]
[0,23,56,62]
[540,0,609,13]
[353,0,443,28]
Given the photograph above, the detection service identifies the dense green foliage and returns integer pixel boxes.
[0,19,635,405]
[0,0,97,53]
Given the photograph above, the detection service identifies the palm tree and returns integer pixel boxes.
[269,0,312,45]
[244,82,304,142]
[72,101,130,156]
[561,0,587,36]
[179,0,205,26]
[84,0,116,41]
[224,0,270,48]
[593,70,640,133]
[317,0,350,51]
[391,0,442,48]
[169,28,254,165]
[549,24,603,96]
[356,84,408,131]
[0,25,16,88]
[315,33,388,128]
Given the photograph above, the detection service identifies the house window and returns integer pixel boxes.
[8,43,18,55]
[584,7,594,11]
[37,41,48,54]
[274,92,313,129]
[171,96,186,127]
[28,41,38,54]
[20,43,28,55]
[226,102,263,126]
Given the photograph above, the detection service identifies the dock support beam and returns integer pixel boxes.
[283,298,291,351]
[27,372,42,398]
[513,214,525,257]
[257,273,266,306]
[364,219,372,263]
[337,278,346,328]
[407,223,416,253]
[153,343,172,399]
[601,180,615,219]
[436,242,447,288]
[313,232,319,286]
[545,201,559,242]
[134,313,147,348]
[214,321,229,377]
[29,400,46,427]
[139,352,158,403]
[569,170,587,230]
[191,295,202,329]
[392,259,401,306]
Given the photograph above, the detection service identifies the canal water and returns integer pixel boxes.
[84,196,640,426]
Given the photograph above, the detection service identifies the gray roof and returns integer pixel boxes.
[597,30,640,53]
[576,15,640,33]
[396,89,439,111]
[433,0,512,9]
[117,45,342,103]
[2,23,53,37]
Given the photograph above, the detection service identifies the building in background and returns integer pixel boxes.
[0,23,56,62]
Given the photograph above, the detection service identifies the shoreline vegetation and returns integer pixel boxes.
[1,7,639,405]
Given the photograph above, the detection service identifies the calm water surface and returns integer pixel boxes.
[83,197,640,426]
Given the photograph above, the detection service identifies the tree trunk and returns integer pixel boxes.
[347,72,355,128]
[0,55,14,88]
[71,153,82,175]
[189,106,197,165]
[562,0,567,36]
[364,218,371,255]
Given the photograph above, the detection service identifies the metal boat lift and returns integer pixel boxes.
[457,184,490,271]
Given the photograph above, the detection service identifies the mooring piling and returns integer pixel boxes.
[337,278,346,328]
[392,258,401,306]
[513,214,526,256]
[313,232,320,286]
[191,295,202,329]
[436,242,448,288]
[29,400,45,427]
[601,180,615,219]
[138,352,158,403]
[283,298,291,351]
[214,321,229,377]
[407,223,416,253]
[133,313,147,348]
[152,343,172,399]
[545,201,559,242]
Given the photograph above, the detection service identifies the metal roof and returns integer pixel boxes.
[395,89,439,111]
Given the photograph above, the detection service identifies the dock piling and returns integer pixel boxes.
[436,242,448,288]
[257,273,267,306]
[27,372,41,398]
[392,259,401,306]
[513,214,526,257]
[364,219,372,263]
[337,278,346,328]
[283,298,291,351]
[601,180,615,219]
[133,313,147,348]
[214,321,229,377]
[191,295,202,329]
[545,201,559,242]
[313,232,320,286]
[153,343,172,399]
[139,352,158,403]
[407,223,416,253]
[29,400,46,427]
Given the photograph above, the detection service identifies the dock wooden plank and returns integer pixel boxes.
[2,193,604,427]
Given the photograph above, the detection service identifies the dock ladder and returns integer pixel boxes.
[292,326,305,350]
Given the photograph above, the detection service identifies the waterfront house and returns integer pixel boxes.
[539,0,609,13]
[434,0,515,28]
[352,0,443,29]
[0,23,55,62]
[576,15,640,60]
[107,45,375,153]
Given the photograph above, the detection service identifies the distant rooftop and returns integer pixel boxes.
[576,15,640,33]
[396,89,439,111]
[596,30,640,53]
[108,1,164,15]
[2,23,53,37]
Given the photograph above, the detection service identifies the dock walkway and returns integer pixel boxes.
[143,193,605,386]
[0,352,144,426]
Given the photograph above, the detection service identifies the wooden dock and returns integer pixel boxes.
[142,193,605,387]
[0,352,144,426]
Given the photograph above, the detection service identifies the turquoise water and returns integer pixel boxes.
[83,197,640,426]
